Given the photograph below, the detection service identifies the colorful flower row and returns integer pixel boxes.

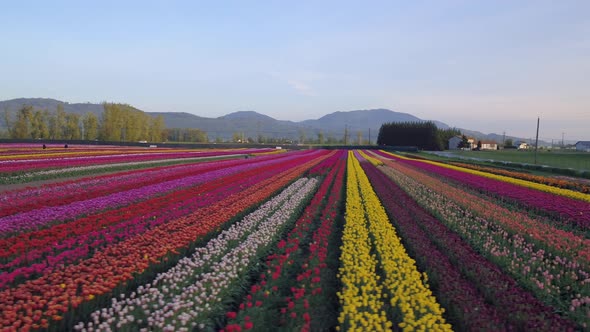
[0,155,263,217]
[361,156,579,330]
[0,148,273,173]
[281,151,346,332]
[0,151,329,330]
[0,151,311,236]
[449,161,590,193]
[345,151,450,331]
[370,153,590,265]
[223,150,346,332]
[376,151,590,229]
[0,153,243,185]
[374,155,586,328]
[338,152,390,331]
[75,177,317,331]
[0,154,318,289]
[396,152,590,203]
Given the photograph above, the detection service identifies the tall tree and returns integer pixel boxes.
[377,121,459,150]
[64,113,81,139]
[47,104,67,139]
[149,115,165,142]
[3,108,13,137]
[13,106,34,138]
[30,110,49,139]
[82,112,98,140]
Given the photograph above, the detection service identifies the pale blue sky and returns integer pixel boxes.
[1,1,588,141]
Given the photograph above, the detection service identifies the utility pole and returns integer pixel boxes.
[502,131,506,148]
[369,128,371,145]
[562,132,565,147]
[534,117,540,165]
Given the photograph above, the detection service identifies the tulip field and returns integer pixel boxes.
[1,144,589,331]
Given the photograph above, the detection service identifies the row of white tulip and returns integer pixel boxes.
[75,177,318,332]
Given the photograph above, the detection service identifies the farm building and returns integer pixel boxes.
[448,136,475,150]
[575,141,590,152]
[480,140,498,150]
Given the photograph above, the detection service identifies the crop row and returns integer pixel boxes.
[0,150,330,330]
[370,151,587,328]
[337,151,450,331]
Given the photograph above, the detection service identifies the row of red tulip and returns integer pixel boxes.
[0,150,330,330]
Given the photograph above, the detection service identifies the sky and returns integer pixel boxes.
[1,1,589,141]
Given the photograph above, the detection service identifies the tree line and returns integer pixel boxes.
[3,103,166,142]
[377,121,461,150]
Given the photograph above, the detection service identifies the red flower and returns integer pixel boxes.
[226,311,237,320]
[303,312,311,322]
[244,321,254,330]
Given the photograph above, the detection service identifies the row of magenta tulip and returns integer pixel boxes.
[0,148,274,173]
[372,154,590,264]
[0,151,330,331]
[0,151,313,235]
[222,150,346,332]
[0,155,270,217]
[449,161,590,193]
[0,152,325,289]
[375,151,590,230]
[0,146,266,161]
[0,154,251,185]
[395,152,590,203]
[371,153,587,328]
[360,154,580,330]
[337,151,450,331]
[75,177,319,331]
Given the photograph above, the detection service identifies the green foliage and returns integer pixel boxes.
[377,121,460,151]
[165,127,208,142]
[82,112,99,140]
[458,135,469,149]
[3,102,167,142]
[99,103,165,142]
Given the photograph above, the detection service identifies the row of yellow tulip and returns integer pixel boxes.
[337,152,390,331]
[380,150,590,203]
[337,151,451,331]
[358,150,383,166]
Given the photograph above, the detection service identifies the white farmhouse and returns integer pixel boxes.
[479,140,498,150]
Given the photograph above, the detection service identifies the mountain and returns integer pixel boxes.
[4,97,529,144]
[0,98,105,117]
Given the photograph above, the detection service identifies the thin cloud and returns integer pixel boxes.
[287,79,315,96]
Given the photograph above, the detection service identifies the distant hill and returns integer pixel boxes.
[0,98,105,117]
[3,97,535,144]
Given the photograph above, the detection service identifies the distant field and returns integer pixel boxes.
[439,149,590,171]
